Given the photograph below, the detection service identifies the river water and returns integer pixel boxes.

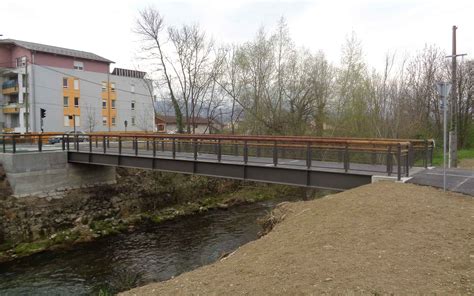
[0,196,308,295]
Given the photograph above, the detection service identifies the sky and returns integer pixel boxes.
[1,0,473,71]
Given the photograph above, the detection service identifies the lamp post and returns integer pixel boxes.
[436,82,452,191]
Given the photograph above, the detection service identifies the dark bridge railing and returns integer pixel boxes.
[0,133,434,181]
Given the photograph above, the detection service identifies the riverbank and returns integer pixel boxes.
[0,168,314,263]
[122,182,473,295]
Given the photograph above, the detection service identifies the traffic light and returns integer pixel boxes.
[40,108,46,119]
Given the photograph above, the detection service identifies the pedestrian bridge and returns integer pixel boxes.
[0,133,434,191]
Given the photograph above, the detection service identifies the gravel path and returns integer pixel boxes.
[121,182,473,295]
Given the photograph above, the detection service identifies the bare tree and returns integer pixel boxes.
[135,7,184,133]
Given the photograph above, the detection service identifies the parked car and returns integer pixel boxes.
[49,131,87,144]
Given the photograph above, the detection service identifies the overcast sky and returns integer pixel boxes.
[2,0,472,71]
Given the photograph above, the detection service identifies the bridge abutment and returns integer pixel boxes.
[0,151,116,197]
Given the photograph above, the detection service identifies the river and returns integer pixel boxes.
[0,196,313,295]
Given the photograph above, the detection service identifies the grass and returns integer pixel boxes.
[431,148,474,166]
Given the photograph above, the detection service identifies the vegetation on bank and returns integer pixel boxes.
[431,147,474,166]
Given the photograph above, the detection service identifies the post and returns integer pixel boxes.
[152,138,156,157]
[134,137,138,156]
[12,136,16,153]
[405,147,410,177]
[103,136,106,153]
[443,91,448,191]
[38,135,42,152]
[89,135,92,152]
[2,136,5,153]
[306,142,312,169]
[76,135,79,151]
[386,146,392,176]
[118,136,122,155]
[273,141,278,166]
[66,134,70,151]
[217,139,222,162]
[424,140,429,169]
[193,139,198,160]
[61,135,65,150]
[344,144,350,172]
[243,140,248,164]
[172,138,176,159]
[450,25,458,168]
[397,143,401,181]
[161,139,165,152]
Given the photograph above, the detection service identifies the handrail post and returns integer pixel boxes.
[217,139,222,162]
[344,143,349,172]
[38,135,42,152]
[107,137,110,148]
[193,139,198,160]
[243,140,248,164]
[76,135,79,151]
[66,135,70,151]
[397,143,401,181]
[146,139,150,151]
[2,136,5,153]
[306,142,312,169]
[161,139,165,152]
[386,146,392,176]
[89,135,92,152]
[134,137,138,156]
[424,139,429,168]
[12,136,16,153]
[152,138,156,157]
[118,136,122,155]
[95,136,98,148]
[103,136,106,154]
[405,146,410,177]
[408,143,414,167]
[172,138,176,159]
[273,141,278,167]
[61,135,65,150]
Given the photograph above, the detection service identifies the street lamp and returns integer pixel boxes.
[436,82,452,191]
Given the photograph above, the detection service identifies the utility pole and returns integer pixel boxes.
[445,26,467,168]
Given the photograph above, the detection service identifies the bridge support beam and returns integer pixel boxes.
[68,152,372,191]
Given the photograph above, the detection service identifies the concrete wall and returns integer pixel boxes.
[0,151,116,196]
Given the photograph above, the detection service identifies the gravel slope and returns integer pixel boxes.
[121,182,473,295]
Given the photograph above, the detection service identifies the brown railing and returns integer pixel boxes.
[0,133,434,181]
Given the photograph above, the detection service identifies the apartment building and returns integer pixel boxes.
[0,39,154,133]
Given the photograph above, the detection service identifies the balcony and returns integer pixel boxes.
[3,106,20,114]
[2,80,19,95]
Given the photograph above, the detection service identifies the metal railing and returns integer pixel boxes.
[0,133,435,181]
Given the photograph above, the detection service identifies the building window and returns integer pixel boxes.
[63,78,68,88]
[74,97,79,107]
[74,79,79,90]
[112,117,116,126]
[102,100,107,109]
[63,96,69,107]
[101,82,107,91]
[131,84,135,93]
[131,100,135,110]
[102,117,107,126]
[75,116,80,126]
[64,116,70,127]
[73,61,84,71]
[131,116,136,126]
[16,57,26,67]
[111,100,116,109]
[111,82,116,92]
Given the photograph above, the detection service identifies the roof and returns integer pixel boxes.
[156,115,214,125]
[112,68,146,78]
[0,39,113,63]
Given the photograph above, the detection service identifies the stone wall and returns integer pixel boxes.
[0,168,242,244]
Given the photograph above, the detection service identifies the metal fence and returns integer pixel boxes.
[0,133,435,181]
